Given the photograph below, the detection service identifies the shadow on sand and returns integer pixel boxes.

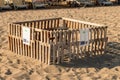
[59,42,120,69]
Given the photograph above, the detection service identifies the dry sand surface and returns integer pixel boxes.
[0,6,120,80]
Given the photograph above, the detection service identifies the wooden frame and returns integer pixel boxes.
[8,17,108,65]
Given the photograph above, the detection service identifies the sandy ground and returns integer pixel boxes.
[0,6,120,80]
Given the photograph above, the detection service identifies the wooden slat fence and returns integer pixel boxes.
[8,17,108,65]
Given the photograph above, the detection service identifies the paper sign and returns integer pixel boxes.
[22,27,30,45]
[80,29,89,46]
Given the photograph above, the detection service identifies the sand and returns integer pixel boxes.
[0,6,120,80]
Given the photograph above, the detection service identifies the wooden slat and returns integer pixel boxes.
[33,42,36,59]
[39,42,42,63]
[15,38,18,54]
[56,19,59,28]
[8,36,11,50]
[52,44,56,64]
[36,41,39,60]
[41,44,43,63]
[20,39,22,55]
[45,46,47,64]
[56,46,60,64]
[48,44,51,65]
[104,26,108,53]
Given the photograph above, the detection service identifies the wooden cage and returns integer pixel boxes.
[8,17,108,65]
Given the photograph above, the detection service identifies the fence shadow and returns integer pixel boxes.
[59,42,120,69]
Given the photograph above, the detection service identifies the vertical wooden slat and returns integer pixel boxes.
[104,26,108,53]
[39,21,41,29]
[44,31,46,43]
[31,41,33,58]
[97,28,100,55]
[101,27,104,54]
[48,44,51,65]
[43,45,45,63]
[46,20,48,29]
[65,20,68,28]
[45,45,47,64]
[52,44,56,64]
[15,38,18,54]
[41,21,43,29]
[51,20,53,29]
[49,20,51,29]
[41,45,44,63]
[47,20,49,29]
[17,25,20,55]
[20,39,22,55]
[66,20,69,28]
[9,24,12,50]
[13,37,15,53]
[42,45,44,63]
[8,24,11,50]
[44,21,46,29]
[47,31,49,44]
[57,19,59,28]
[98,27,100,55]
[36,41,38,60]
[68,30,72,59]
[56,46,60,64]
[12,25,15,52]
[52,20,55,28]
[11,37,13,52]
[19,25,21,55]
[25,23,28,57]
[91,28,94,56]
[94,28,97,55]
[39,43,42,63]
[24,23,27,57]
[54,19,56,28]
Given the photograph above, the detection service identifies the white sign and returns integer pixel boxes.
[22,27,30,45]
[80,29,89,46]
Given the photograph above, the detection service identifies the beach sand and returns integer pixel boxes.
[0,6,120,80]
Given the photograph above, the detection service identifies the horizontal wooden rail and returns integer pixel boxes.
[62,17,107,27]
